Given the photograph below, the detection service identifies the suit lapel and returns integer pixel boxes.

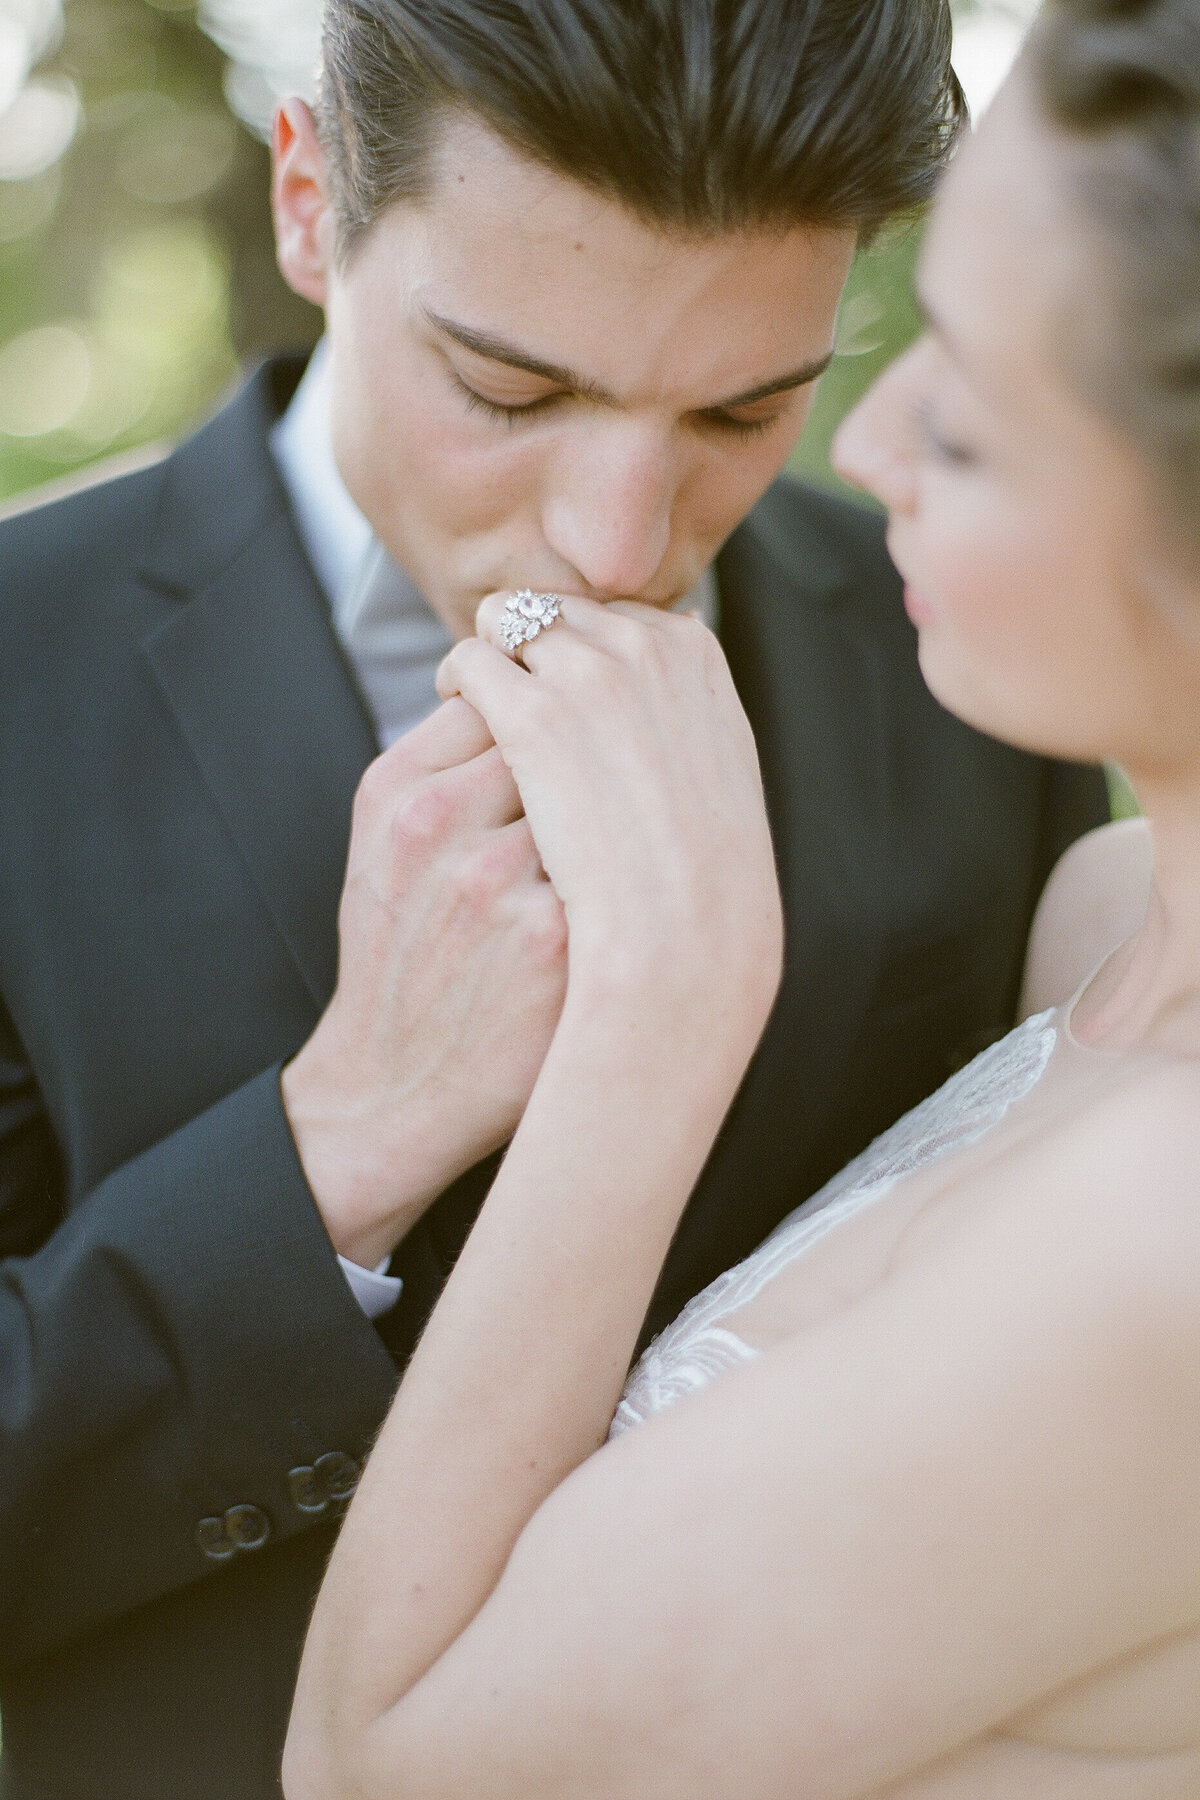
[647,486,895,1336]
[139,363,379,1011]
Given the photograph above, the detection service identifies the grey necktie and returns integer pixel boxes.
[335,540,455,748]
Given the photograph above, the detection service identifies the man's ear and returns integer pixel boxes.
[271,98,336,307]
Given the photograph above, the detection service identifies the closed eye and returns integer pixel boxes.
[451,372,564,426]
[913,397,978,467]
[452,371,790,439]
[697,407,785,440]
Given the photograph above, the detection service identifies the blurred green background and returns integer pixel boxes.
[0,0,319,506]
[0,0,921,511]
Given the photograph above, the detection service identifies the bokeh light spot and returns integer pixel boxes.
[101,217,228,331]
[115,98,235,204]
[0,0,63,118]
[0,71,78,178]
[835,293,887,358]
[0,321,91,435]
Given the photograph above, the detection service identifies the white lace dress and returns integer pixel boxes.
[612,1005,1062,1437]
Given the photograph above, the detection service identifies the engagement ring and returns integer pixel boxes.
[498,588,564,654]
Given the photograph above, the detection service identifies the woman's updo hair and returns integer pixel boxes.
[1029,0,1200,557]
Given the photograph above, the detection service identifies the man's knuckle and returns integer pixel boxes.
[452,840,514,910]
[390,781,454,855]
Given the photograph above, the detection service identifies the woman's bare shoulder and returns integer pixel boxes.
[903,1047,1200,1364]
[1069,1053,1200,1256]
[1020,817,1152,1015]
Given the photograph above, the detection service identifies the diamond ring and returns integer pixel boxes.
[498,588,564,655]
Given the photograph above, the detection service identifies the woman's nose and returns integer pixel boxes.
[542,431,675,598]
[831,351,920,516]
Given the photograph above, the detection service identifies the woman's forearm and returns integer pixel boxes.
[286,595,783,1800]
[285,953,770,1800]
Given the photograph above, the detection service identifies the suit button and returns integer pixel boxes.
[288,1465,328,1515]
[314,1451,360,1501]
[195,1516,236,1562]
[224,1503,271,1551]
[288,1453,362,1516]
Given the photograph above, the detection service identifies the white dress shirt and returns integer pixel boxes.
[269,341,719,1317]
[272,345,410,1319]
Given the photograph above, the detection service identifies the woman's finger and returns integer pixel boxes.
[436,635,546,750]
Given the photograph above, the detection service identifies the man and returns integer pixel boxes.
[0,2,1108,1797]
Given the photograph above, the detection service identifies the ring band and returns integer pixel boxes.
[498,588,564,654]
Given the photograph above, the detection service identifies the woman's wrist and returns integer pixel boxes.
[562,903,782,1055]
[546,960,775,1151]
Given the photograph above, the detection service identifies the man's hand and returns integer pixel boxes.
[282,698,567,1271]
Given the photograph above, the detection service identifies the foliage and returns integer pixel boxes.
[0,0,318,504]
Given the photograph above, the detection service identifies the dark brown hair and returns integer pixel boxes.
[1031,0,1200,552]
[318,0,964,256]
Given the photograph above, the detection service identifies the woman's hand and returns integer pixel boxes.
[286,599,784,1800]
[437,593,783,1051]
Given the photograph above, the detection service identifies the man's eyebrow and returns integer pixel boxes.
[424,306,832,411]
[423,309,615,403]
[714,355,833,409]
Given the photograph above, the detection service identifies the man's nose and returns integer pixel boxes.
[831,350,920,515]
[541,427,675,598]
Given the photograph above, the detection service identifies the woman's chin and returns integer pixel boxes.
[915,638,1071,761]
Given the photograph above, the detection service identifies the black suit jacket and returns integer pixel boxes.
[0,360,1108,1800]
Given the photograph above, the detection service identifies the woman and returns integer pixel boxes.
[284,0,1200,1792]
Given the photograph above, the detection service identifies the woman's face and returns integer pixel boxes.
[833,72,1200,782]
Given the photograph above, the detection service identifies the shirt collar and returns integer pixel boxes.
[269,339,373,617]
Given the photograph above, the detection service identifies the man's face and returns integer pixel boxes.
[275,109,855,638]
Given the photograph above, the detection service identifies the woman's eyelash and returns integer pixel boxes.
[913,397,977,466]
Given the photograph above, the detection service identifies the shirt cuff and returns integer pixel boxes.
[337,1252,403,1320]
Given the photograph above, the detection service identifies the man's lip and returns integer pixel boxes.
[903,584,935,626]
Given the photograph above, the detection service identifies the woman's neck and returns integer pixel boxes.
[1075,775,1200,1054]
